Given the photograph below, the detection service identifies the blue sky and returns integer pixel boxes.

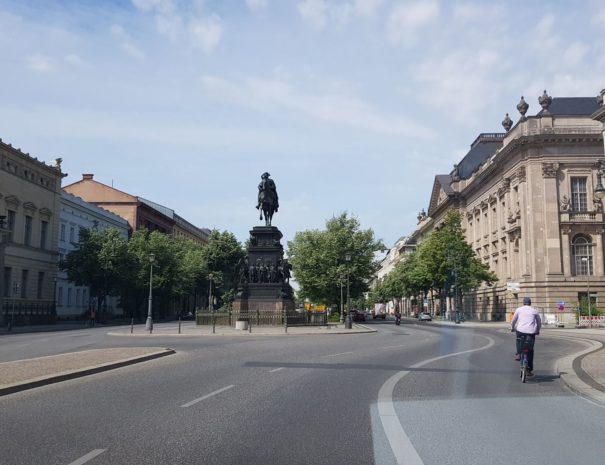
[1,0,605,248]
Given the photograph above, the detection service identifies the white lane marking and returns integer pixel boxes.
[181,385,235,408]
[321,351,354,358]
[67,449,106,465]
[269,367,285,373]
[377,336,496,465]
[374,344,407,351]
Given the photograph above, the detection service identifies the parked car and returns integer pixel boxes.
[372,303,387,320]
[350,310,366,322]
[418,312,432,322]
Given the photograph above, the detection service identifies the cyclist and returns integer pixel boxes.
[511,297,541,376]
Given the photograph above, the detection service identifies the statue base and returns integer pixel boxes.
[232,226,295,320]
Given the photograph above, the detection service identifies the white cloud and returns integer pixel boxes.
[452,3,502,22]
[297,0,384,30]
[26,55,54,72]
[131,0,222,52]
[246,0,269,13]
[201,74,435,139]
[413,48,506,125]
[189,14,223,52]
[110,24,145,59]
[297,0,329,30]
[64,53,84,65]
[353,0,384,18]
[387,0,439,47]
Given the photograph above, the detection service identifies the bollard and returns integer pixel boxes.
[130,317,134,334]
[178,316,181,334]
[212,312,216,334]
[345,314,352,329]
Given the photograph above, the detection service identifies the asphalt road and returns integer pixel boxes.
[2,320,604,465]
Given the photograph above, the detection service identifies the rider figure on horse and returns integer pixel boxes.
[256,172,279,225]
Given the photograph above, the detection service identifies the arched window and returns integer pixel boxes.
[572,235,593,276]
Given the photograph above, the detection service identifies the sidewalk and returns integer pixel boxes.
[0,323,375,396]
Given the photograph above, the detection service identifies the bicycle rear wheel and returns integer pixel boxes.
[520,354,528,383]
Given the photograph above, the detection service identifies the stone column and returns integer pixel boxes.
[542,163,563,275]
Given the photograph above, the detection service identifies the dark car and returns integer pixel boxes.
[350,310,366,322]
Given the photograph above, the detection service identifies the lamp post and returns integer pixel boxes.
[209,272,215,334]
[0,215,9,327]
[145,253,155,333]
[339,275,344,324]
[8,282,20,332]
[345,252,352,329]
[582,256,592,328]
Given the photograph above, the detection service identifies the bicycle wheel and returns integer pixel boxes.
[521,355,528,383]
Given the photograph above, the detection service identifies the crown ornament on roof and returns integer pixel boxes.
[538,89,552,113]
[516,96,529,121]
[598,89,605,106]
[501,113,513,132]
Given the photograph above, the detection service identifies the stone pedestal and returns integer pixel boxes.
[232,226,294,317]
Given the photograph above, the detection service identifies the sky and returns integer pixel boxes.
[1,0,605,250]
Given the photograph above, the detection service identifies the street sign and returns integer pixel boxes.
[506,282,520,292]
[557,301,565,312]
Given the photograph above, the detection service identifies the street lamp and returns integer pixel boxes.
[8,282,20,332]
[594,160,605,200]
[345,252,352,329]
[581,256,592,328]
[145,253,155,333]
[208,272,215,333]
[339,274,345,324]
[0,215,9,327]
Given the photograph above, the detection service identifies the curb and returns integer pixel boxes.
[0,348,175,397]
[547,334,605,406]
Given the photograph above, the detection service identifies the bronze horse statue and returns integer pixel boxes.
[256,172,279,226]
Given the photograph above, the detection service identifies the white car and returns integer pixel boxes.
[418,312,432,321]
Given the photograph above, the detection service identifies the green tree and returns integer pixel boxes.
[201,230,245,308]
[287,212,384,307]
[62,228,133,317]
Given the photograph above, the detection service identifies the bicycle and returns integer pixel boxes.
[518,334,533,383]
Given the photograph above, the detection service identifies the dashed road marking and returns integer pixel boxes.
[67,449,106,465]
[181,385,235,408]
[269,367,285,373]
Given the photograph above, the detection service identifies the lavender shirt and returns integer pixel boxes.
[511,305,541,335]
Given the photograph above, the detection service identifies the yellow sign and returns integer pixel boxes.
[314,305,326,311]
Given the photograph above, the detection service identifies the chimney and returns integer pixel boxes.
[82,174,94,180]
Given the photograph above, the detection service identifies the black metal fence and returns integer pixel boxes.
[196,310,328,327]
[2,301,55,326]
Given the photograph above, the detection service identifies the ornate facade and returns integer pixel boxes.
[0,138,65,325]
[415,90,605,321]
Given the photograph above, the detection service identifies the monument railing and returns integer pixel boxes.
[196,309,328,327]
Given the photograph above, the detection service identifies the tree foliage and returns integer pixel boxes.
[372,210,497,302]
[287,213,384,306]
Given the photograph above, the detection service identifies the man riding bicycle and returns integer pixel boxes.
[511,297,541,377]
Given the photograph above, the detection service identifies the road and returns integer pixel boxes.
[1,319,604,465]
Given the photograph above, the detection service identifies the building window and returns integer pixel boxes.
[40,220,48,249]
[37,272,44,299]
[3,267,10,298]
[76,289,81,307]
[572,235,593,275]
[571,177,588,211]
[58,286,64,305]
[69,226,75,243]
[7,210,16,241]
[60,224,66,242]
[24,215,33,246]
[21,270,28,298]
[67,288,72,306]
[83,289,87,307]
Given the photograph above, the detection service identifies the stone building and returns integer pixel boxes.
[63,174,209,245]
[414,90,605,321]
[57,192,129,319]
[0,138,65,326]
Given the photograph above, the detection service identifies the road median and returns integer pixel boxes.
[0,347,174,396]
